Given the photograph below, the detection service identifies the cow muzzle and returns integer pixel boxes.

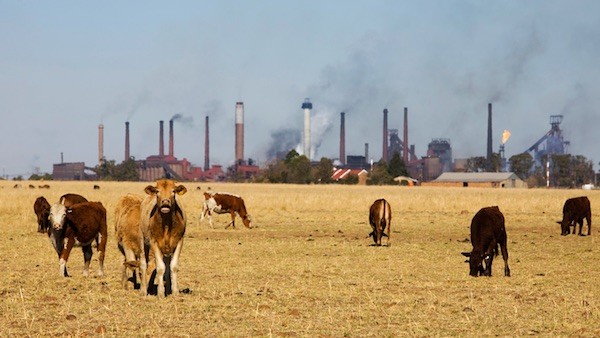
[160,200,172,214]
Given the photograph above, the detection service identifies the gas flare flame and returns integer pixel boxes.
[501,129,511,145]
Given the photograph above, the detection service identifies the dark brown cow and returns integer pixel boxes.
[93,184,101,190]
[557,196,591,236]
[141,179,187,297]
[461,206,510,277]
[368,198,392,246]
[34,196,51,233]
[50,201,108,277]
[201,192,253,229]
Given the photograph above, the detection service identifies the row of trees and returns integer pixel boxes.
[94,157,140,181]
[256,150,409,185]
[466,152,595,188]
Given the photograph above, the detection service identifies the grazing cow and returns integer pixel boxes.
[34,196,51,233]
[38,184,50,189]
[29,184,35,189]
[114,194,147,293]
[557,196,591,236]
[140,179,187,297]
[461,206,510,277]
[201,192,253,229]
[93,184,101,190]
[50,201,107,277]
[368,199,392,246]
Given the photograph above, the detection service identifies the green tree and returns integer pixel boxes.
[263,159,288,183]
[465,156,487,172]
[114,157,140,181]
[313,157,333,184]
[95,159,117,180]
[387,152,408,178]
[287,154,312,184]
[509,153,534,180]
[368,160,393,185]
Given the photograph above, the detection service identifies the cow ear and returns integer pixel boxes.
[144,185,158,195]
[175,185,187,195]
[461,252,471,257]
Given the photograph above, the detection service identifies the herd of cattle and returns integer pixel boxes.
[33,179,592,296]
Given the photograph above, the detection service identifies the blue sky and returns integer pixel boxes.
[1,1,599,177]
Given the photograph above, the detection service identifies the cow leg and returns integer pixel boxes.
[500,240,510,277]
[152,245,167,298]
[60,237,76,277]
[225,212,235,229]
[577,219,584,236]
[82,244,93,277]
[138,239,148,296]
[96,232,106,277]
[587,215,592,236]
[122,247,137,289]
[169,239,184,297]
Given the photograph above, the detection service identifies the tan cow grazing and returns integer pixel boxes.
[140,179,187,297]
[201,192,253,229]
[368,199,392,246]
[114,194,147,293]
[50,201,108,277]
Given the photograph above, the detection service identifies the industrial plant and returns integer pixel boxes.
[52,98,571,184]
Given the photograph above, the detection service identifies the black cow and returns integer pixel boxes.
[461,206,510,277]
[557,196,591,236]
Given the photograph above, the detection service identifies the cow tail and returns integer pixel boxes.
[381,200,387,233]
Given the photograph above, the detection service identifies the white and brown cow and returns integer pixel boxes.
[201,192,253,229]
[114,194,147,294]
[368,198,392,246]
[140,179,187,297]
[45,193,89,276]
[49,201,108,277]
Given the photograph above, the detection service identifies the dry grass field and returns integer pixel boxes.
[1,181,598,337]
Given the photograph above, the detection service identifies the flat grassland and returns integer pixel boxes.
[1,181,598,337]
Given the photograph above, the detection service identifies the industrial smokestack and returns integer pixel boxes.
[125,122,130,161]
[98,124,104,164]
[340,112,345,165]
[169,119,174,157]
[159,120,164,157]
[383,109,389,162]
[487,103,493,171]
[204,115,210,171]
[235,102,244,164]
[301,98,313,160]
[403,107,408,163]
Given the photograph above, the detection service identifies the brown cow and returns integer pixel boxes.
[201,192,253,229]
[557,196,591,236]
[368,199,392,246]
[47,194,89,276]
[50,201,108,277]
[34,196,51,233]
[141,179,187,297]
[461,206,510,277]
[114,194,147,293]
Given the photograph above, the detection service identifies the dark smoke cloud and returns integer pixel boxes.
[170,113,194,128]
[266,129,301,160]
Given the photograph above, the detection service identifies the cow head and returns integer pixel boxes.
[49,203,67,231]
[557,220,571,236]
[145,179,187,217]
[242,214,253,228]
[461,251,490,277]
